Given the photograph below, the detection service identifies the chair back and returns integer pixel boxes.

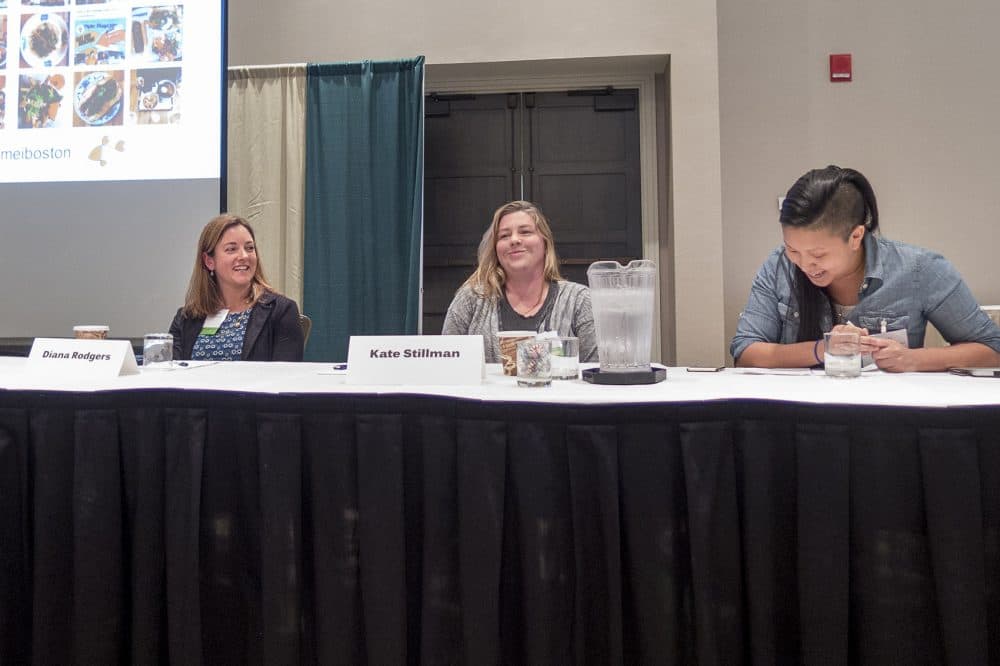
[299,314,313,348]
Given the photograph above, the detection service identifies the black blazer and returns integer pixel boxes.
[169,292,304,361]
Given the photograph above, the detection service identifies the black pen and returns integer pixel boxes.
[333,363,347,370]
[177,361,189,367]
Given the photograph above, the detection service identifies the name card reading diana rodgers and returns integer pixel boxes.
[28,338,140,379]
[346,335,484,385]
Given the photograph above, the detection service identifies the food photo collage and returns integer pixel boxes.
[0,2,182,130]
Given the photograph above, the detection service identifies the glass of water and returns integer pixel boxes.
[824,331,861,378]
[143,333,174,369]
[549,336,580,380]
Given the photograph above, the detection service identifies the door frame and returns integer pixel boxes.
[425,56,666,359]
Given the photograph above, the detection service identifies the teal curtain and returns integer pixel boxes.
[303,57,424,361]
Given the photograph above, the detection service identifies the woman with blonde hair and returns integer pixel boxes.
[443,200,597,363]
[169,213,303,361]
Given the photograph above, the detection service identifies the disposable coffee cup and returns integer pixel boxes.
[497,331,536,376]
[73,325,110,340]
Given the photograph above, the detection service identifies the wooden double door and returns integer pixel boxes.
[423,89,643,334]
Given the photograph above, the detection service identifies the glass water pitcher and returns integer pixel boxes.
[586,259,657,373]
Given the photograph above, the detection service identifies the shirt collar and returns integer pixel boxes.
[860,232,883,296]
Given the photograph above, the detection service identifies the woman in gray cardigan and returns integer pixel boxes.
[442,200,597,363]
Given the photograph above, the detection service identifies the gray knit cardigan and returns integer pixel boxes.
[441,280,598,363]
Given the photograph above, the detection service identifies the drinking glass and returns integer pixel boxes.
[549,336,580,380]
[824,331,861,378]
[516,339,552,387]
[143,333,174,368]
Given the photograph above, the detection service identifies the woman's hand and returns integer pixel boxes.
[830,322,889,355]
[831,322,868,336]
[868,337,918,372]
[830,322,876,354]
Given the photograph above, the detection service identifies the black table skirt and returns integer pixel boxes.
[1,389,999,664]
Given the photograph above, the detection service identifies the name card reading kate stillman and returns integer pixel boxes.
[348,336,484,385]
[368,348,462,359]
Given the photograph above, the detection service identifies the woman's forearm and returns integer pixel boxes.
[735,340,822,368]
[908,342,1000,372]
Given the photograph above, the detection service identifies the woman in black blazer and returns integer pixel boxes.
[169,214,303,361]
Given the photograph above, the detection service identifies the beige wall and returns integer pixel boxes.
[719,0,1000,359]
[230,0,1000,364]
[228,0,727,366]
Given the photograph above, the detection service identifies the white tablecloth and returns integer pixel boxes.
[2,357,998,408]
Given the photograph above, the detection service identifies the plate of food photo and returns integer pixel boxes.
[18,73,65,128]
[1,16,8,67]
[147,6,181,31]
[21,13,68,68]
[74,70,122,125]
[150,31,180,61]
[131,6,182,62]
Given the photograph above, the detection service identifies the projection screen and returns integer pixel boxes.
[0,1,226,339]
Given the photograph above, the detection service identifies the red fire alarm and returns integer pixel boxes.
[830,53,852,82]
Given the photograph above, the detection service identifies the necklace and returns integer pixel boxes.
[507,283,547,316]
[833,302,854,324]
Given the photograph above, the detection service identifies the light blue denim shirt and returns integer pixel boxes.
[731,233,1000,361]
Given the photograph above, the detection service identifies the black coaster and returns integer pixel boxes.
[582,366,667,385]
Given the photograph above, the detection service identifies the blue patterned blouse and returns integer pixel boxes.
[191,309,251,361]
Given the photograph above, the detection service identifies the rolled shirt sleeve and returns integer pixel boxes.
[921,252,1000,353]
[730,250,791,362]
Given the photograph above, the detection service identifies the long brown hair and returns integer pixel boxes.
[460,200,564,299]
[182,213,274,318]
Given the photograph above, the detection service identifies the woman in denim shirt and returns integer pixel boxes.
[732,166,1000,371]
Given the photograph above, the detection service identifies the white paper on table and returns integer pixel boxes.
[730,367,813,376]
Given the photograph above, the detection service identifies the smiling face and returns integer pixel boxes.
[203,223,257,294]
[496,210,546,276]
[781,223,866,289]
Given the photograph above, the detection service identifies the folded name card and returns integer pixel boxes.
[346,335,484,385]
[28,338,139,379]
